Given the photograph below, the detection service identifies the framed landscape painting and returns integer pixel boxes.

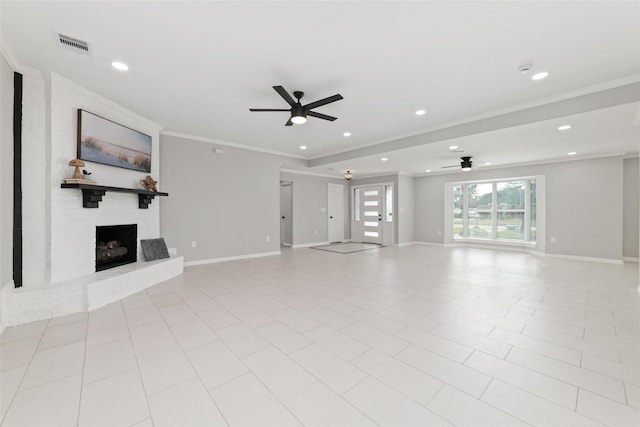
[77,109,152,172]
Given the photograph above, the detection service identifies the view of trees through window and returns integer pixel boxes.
[453,179,536,243]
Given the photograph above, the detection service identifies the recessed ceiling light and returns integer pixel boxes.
[111,61,129,71]
[343,132,351,137]
[568,151,577,156]
[531,71,548,81]
[425,169,431,173]
[558,125,571,131]
[299,145,307,150]
[381,157,388,162]
[449,145,459,150]
[415,109,426,116]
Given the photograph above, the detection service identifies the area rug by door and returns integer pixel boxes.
[310,242,384,254]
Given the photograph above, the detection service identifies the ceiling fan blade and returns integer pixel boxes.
[307,111,337,121]
[441,165,460,169]
[273,86,296,107]
[303,94,343,110]
[249,108,291,112]
[285,118,293,126]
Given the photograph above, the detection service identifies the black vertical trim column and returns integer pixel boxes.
[13,72,22,288]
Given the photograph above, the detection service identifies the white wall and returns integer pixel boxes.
[0,53,14,332]
[48,74,162,283]
[279,171,350,246]
[623,157,639,259]
[398,174,415,244]
[160,134,289,262]
[0,70,175,326]
[1,54,13,289]
[415,156,625,261]
[19,69,48,288]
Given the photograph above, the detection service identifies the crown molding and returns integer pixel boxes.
[161,129,306,160]
[1,32,21,71]
[280,168,342,179]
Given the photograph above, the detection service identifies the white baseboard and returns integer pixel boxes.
[415,241,625,265]
[292,241,329,249]
[404,241,444,247]
[545,253,624,265]
[184,250,281,266]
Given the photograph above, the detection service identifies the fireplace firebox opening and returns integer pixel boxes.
[96,224,137,271]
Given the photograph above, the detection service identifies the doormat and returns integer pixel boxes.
[310,242,384,254]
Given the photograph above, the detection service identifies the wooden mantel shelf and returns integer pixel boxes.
[61,183,169,209]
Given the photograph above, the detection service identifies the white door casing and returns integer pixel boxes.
[328,183,344,243]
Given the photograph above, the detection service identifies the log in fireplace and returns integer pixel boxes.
[95,224,137,271]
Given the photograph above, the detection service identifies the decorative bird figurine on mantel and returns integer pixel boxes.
[64,159,96,184]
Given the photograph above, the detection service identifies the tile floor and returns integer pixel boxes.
[1,245,639,426]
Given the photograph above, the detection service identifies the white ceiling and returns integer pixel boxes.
[2,1,639,178]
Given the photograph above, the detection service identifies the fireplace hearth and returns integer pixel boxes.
[96,224,137,271]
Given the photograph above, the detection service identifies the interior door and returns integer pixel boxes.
[280,182,292,246]
[361,185,383,244]
[328,183,344,243]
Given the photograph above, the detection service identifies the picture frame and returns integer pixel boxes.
[77,109,152,172]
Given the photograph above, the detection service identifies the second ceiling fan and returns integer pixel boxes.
[249,85,343,126]
[442,156,474,171]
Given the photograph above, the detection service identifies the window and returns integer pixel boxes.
[452,178,537,244]
[496,181,525,240]
[468,183,492,239]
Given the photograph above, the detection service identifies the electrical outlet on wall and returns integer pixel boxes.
[437,230,442,236]
[314,230,318,235]
[550,236,556,243]
[191,241,197,248]
[266,235,270,242]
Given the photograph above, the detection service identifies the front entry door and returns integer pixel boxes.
[361,186,383,244]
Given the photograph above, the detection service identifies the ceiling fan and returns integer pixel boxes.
[442,156,474,171]
[249,86,343,126]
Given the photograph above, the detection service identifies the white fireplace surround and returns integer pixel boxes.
[1,70,183,328]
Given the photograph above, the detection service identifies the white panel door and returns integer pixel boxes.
[361,186,382,244]
[328,183,344,243]
[280,182,292,245]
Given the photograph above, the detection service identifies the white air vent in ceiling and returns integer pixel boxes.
[57,33,91,54]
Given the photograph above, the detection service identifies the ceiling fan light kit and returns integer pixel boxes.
[250,86,343,126]
[460,156,473,171]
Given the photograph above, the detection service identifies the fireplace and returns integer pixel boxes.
[96,224,137,271]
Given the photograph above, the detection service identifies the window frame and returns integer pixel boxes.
[444,175,543,249]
